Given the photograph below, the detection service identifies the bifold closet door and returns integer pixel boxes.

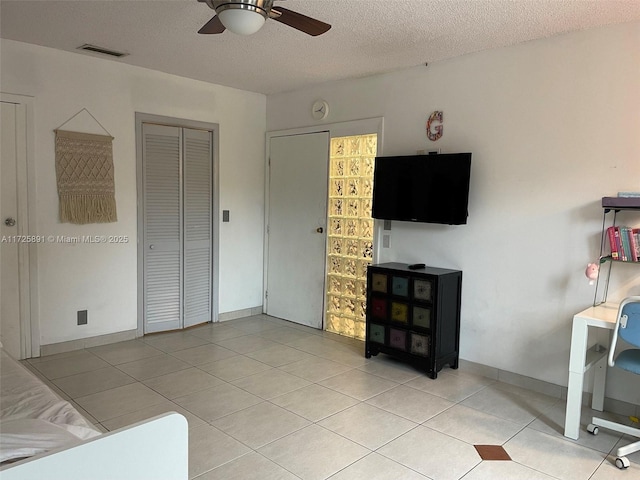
[183,128,212,328]
[142,124,213,333]
[143,124,183,333]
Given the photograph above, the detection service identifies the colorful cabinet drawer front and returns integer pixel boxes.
[389,328,407,350]
[413,279,432,302]
[371,298,387,319]
[391,302,409,323]
[371,273,387,293]
[370,324,386,344]
[411,333,430,357]
[391,276,409,297]
[412,306,431,329]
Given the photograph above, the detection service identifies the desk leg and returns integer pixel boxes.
[564,319,588,440]
[591,330,611,411]
[565,371,584,440]
[591,356,607,411]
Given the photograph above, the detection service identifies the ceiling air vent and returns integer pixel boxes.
[77,44,129,58]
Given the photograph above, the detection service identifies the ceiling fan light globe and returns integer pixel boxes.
[217,8,266,35]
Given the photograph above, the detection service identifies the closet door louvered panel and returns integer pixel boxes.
[183,128,212,327]
[143,124,182,333]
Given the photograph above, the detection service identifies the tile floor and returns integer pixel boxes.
[25,315,640,480]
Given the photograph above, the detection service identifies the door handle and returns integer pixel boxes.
[4,218,16,227]
[316,227,323,233]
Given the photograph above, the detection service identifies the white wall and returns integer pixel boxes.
[1,40,266,346]
[267,22,640,402]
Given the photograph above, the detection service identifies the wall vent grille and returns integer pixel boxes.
[77,44,129,58]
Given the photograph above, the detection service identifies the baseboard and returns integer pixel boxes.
[458,358,639,418]
[39,329,137,357]
[37,307,265,357]
[218,305,263,322]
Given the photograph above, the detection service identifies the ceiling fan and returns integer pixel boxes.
[197,0,331,36]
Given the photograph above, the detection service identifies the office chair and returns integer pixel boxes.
[587,296,640,469]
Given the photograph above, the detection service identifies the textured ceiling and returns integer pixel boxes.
[2,0,639,95]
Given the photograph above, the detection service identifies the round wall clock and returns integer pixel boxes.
[311,100,329,120]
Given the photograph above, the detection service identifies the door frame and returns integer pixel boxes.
[263,117,385,319]
[1,92,39,358]
[135,113,220,336]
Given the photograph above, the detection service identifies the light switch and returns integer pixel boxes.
[222,210,230,222]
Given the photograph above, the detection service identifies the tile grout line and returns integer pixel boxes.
[31,315,635,479]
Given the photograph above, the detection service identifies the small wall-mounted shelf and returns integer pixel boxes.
[602,196,640,211]
[594,197,640,305]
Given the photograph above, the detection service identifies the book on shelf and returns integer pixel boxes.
[630,227,640,262]
[607,226,619,260]
[620,227,632,261]
[607,226,640,262]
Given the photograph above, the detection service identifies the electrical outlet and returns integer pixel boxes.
[77,310,88,325]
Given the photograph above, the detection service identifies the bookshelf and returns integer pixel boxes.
[594,197,640,305]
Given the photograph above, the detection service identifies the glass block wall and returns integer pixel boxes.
[325,134,377,340]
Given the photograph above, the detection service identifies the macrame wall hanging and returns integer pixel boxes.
[54,109,117,224]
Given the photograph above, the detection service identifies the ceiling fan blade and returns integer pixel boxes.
[198,15,226,34]
[271,7,331,36]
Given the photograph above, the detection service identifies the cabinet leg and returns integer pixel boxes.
[365,345,379,358]
[451,357,459,369]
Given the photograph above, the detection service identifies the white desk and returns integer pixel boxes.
[564,302,619,440]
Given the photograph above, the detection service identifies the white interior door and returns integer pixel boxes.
[0,102,27,358]
[266,132,330,328]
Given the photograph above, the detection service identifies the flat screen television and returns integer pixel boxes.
[372,153,472,225]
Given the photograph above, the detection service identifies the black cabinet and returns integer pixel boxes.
[365,262,462,379]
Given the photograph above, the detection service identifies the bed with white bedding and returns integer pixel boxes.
[0,346,188,479]
[0,347,101,463]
